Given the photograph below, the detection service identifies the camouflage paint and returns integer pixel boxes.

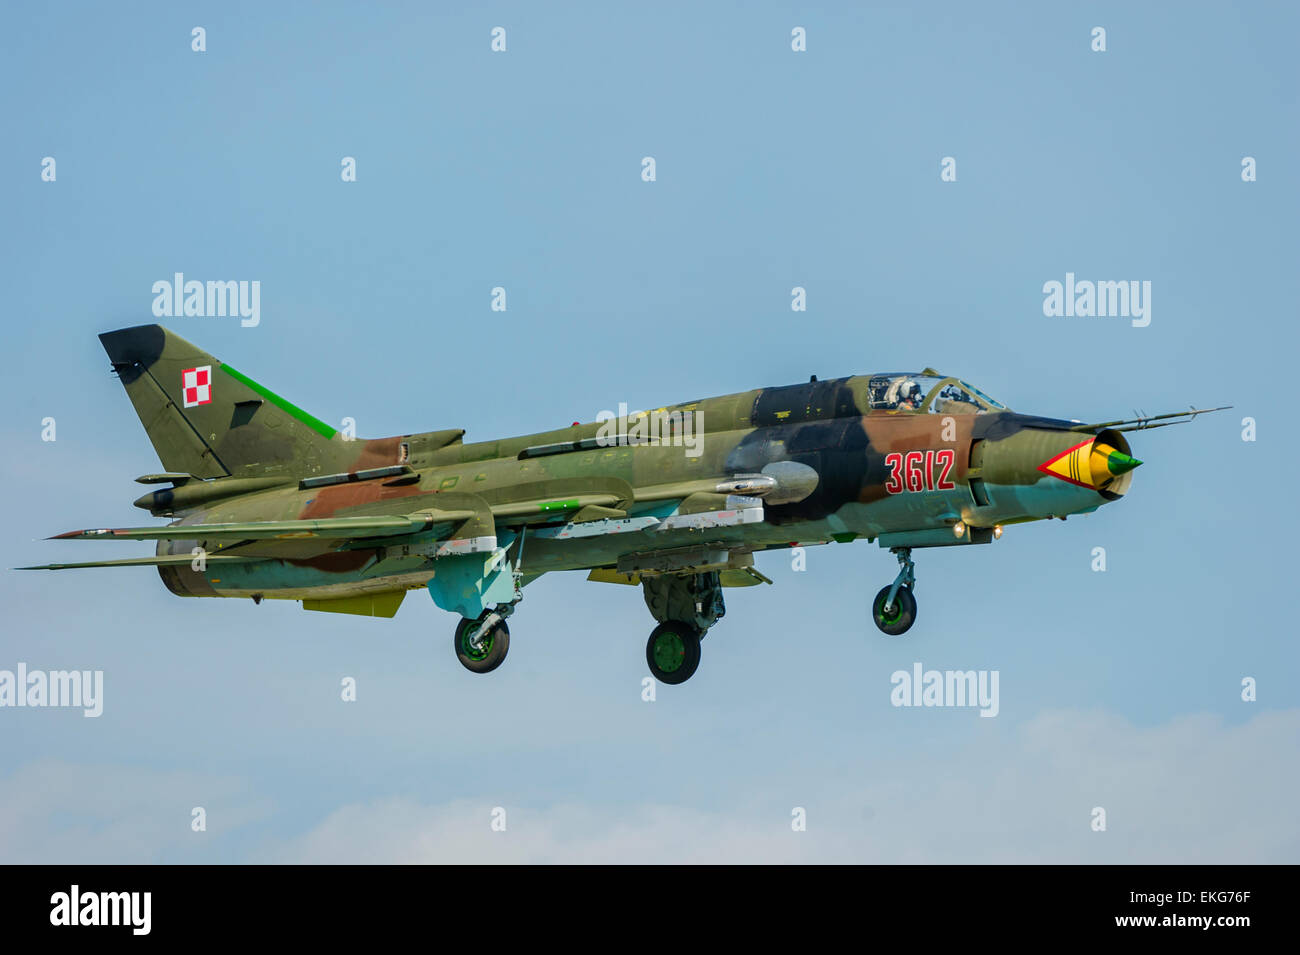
[35,326,1161,614]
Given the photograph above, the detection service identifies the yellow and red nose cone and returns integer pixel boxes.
[1038,439,1142,489]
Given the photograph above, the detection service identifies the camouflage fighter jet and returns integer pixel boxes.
[21,326,1226,684]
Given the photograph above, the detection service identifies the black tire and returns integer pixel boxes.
[646,621,702,685]
[872,585,917,636]
[454,614,510,674]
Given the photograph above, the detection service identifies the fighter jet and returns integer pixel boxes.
[20,326,1226,684]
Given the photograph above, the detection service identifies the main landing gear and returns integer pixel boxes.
[643,571,725,685]
[872,547,917,636]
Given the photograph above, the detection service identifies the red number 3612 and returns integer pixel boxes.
[884,449,956,494]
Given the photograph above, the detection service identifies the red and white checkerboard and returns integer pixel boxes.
[182,365,212,408]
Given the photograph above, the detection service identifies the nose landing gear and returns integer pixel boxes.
[872,547,917,636]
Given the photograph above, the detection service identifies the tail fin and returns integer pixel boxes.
[99,325,344,479]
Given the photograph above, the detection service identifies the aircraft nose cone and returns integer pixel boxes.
[1040,439,1142,490]
[1089,441,1142,479]
[1104,449,1142,476]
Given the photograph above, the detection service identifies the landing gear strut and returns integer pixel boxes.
[642,571,724,684]
[872,547,917,636]
[451,530,525,675]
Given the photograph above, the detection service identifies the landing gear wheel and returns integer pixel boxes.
[646,621,702,685]
[454,613,510,674]
[872,586,917,636]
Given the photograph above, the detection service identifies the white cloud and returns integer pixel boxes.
[4,709,1293,863]
[0,760,268,863]
[261,708,1300,864]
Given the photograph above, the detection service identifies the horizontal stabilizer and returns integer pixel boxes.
[48,511,475,543]
[16,554,257,571]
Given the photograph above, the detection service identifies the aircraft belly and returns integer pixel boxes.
[222,571,434,601]
[517,503,878,574]
[159,549,436,600]
[973,480,1103,522]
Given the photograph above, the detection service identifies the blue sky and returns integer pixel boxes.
[1,1,1296,862]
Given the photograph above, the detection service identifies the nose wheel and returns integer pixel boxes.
[872,547,917,636]
[454,610,511,673]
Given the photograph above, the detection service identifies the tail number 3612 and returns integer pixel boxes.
[884,449,956,494]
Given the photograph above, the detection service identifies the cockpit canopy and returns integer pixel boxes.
[866,373,1007,414]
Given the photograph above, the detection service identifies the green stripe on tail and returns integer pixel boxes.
[219,364,337,439]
